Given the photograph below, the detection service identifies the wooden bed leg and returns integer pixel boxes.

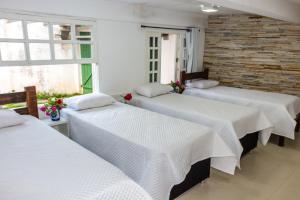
[278,136,285,147]
[25,86,39,119]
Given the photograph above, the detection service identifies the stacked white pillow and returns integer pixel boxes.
[186,79,219,89]
[135,83,173,98]
[65,93,116,111]
[0,109,25,129]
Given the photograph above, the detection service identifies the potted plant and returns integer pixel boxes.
[170,80,185,94]
[40,97,66,121]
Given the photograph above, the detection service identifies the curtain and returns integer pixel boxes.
[186,28,200,73]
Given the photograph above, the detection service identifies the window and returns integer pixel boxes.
[0,15,97,66]
[0,12,98,97]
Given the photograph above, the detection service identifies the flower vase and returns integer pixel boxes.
[50,110,60,121]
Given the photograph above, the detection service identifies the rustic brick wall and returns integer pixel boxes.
[204,14,300,96]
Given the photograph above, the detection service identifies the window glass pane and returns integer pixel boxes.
[76,25,91,41]
[150,62,153,71]
[149,74,153,83]
[54,43,73,59]
[53,24,71,40]
[29,43,51,60]
[0,19,23,39]
[154,61,158,71]
[154,73,158,82]
[154,49,158,59]
[0,42,25,61]
[150,49,153,59]
[75,44,92,59]
[150,37,153,47]
[27,21,49,40]
[155,37,158,47]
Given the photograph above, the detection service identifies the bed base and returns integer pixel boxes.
[169,158,211,200]
[296,114,300,133]
[169,131,258,200]
[240,132,259,157]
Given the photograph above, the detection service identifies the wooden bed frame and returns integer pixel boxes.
[181,69,300,147]
[0,86,39,118]
[181,68,209,83]
[181,69,259,153]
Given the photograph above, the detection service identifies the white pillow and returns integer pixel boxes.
[0,110,25,129]
[135,83,173,98]
[187,79,219,89]
[65,93,116,111]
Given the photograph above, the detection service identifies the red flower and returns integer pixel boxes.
[51,106,57,112]
[40,106,47,112]
[56,99,63,105]
[124,93,132,101]
[176,80,180,85]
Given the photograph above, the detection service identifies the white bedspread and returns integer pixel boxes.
[63,103,236,200]
[0,115,152,200]
[184,86,300,139]
[131,93,273,168]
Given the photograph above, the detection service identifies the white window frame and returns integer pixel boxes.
[0,11,98,67]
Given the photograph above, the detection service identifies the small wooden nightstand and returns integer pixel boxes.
[41,117,69,137]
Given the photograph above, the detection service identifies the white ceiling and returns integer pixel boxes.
[286,0,300,4]
[112,0,245,15]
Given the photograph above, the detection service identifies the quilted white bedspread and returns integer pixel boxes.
[63,103,236,200]
[131,93,273,168]
[0,115,152,200]
[184,86,300,139]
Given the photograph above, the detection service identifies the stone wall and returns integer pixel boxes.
[204,14,300,96]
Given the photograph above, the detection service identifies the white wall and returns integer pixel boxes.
[97,20,146,94]
[0,0,206,95]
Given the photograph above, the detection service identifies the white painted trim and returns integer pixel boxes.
[92,63,100,93]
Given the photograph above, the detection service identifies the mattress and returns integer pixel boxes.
[184,86,300,139]
[130,93,273,168]
[63,103,236,200]
[0,115,152,200]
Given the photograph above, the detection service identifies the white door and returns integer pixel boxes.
[146,33,161,83]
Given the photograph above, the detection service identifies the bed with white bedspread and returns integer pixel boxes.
[130,93,273,167]
[63,102,236,200]
[0,115,152,200]
[184,86,300,140]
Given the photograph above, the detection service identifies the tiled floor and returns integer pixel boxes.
[178,134,300,200]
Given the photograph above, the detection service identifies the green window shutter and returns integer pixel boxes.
[80,32,93,94]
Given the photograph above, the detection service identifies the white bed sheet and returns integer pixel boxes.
[184,86,300,139]
[131,93,273,168]
[0,115,152,200]
[63,103,236,200]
